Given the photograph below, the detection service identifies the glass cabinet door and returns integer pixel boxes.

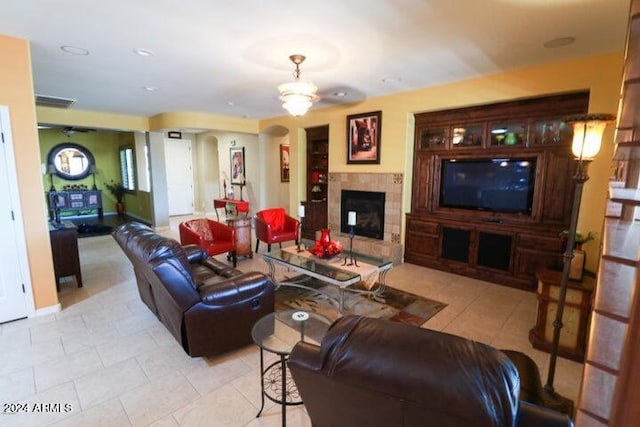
[418,126,448,150]
[489,122,527,146]
[451,124,484,148]
[531,119,572,145]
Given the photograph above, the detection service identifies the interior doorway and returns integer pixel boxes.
[164,138,194,216]
[0,106,32,323]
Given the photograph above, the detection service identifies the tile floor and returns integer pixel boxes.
[0,216,584,426]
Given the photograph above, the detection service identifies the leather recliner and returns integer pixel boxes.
[288,315,574,427]
[113,222,274,357]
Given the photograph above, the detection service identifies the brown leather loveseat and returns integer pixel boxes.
[288,315,573,427]
[113,222,274,357]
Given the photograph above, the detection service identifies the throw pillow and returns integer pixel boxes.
[262,208,286,232]
[188,219,213,241]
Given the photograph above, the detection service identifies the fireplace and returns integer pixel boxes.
[340,190,385,240]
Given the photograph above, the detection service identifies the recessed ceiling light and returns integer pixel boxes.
[60,45,90,56]
[382,77,402,85]
[333,91,347,97]
[143,86,159,91]
[134,48,154,57]
[544,37,575,48]
[227,101,235,106]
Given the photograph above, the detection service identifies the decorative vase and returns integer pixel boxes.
[116,202,125,216]
[505,132,517,145]
[319,229,331,249]
[569,249,586,281]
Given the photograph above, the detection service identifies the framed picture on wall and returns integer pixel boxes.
[280,144,290,182]
[230,147,246,185]
[347,111,382,164]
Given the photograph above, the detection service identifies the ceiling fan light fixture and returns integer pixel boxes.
[278,55,318,116]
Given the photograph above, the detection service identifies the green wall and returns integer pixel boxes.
[38,128,150,220]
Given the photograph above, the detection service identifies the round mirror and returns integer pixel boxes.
[47,143,95,180]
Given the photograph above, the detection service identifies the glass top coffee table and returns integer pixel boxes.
[252,309,332,427]
[262,243,393,313]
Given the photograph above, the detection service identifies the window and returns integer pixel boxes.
[119,146,136,191]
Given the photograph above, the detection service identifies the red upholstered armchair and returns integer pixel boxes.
[179,218,237,266]
[254,208,299,253]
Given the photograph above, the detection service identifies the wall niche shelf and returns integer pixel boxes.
[302,125,329,240]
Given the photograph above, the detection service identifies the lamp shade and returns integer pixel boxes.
[278,81,318,116]
[566,114,616,160]
[278,54,318,117]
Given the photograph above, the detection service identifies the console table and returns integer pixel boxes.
[49,221,83,291]
[213,198,249,221]
[48,190,103,220]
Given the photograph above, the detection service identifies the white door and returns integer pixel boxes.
[0,107,30,323]
[164,138,194,216]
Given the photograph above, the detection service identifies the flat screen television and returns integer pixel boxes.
[439,158,537,215]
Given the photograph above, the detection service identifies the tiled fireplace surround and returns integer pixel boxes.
[327,172,404,264]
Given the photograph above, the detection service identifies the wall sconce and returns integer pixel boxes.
[89,164,97,190]
[47,164,57,192]
[543,113,615,412]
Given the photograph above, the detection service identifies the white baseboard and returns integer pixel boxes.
[33,303,61,317]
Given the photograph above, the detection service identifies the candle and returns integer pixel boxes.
[298,205,305,218]
[348,211,356,226]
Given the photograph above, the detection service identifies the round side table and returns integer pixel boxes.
[251,309,332,427]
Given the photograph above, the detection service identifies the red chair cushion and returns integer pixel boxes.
[186,219,213,241]
[262,208,286,232]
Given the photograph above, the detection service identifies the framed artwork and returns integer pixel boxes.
[280,144,290,182]
[230,147,246,185]
[347,111,382,164]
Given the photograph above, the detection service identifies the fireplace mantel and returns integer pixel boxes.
[327,173,403,264]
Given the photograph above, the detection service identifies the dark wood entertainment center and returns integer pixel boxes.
[405,92,589,289]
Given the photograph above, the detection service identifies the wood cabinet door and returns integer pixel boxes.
[540,150,575,225]
[411,154,435,215]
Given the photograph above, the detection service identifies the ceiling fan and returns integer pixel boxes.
[61,126,96,137]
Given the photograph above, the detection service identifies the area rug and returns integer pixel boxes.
[275,275,447,326]
[75,223,114,237]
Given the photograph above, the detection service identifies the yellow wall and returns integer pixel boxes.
[38,107,149,132]
[149,112,259,134]
[0,35,58,310]
[260,52,623,271]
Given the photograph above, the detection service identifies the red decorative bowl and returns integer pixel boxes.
[309,240,343,258]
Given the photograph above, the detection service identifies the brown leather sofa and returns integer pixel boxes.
[113,222,274,357]
[288,315,574,427]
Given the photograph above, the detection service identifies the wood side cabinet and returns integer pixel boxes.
[528,268,594,362]
[226,216,252,259]
[49,221,83,291]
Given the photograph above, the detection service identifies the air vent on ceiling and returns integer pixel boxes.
[35,95,76,109]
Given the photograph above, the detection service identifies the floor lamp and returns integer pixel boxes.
[543,113,615,413]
